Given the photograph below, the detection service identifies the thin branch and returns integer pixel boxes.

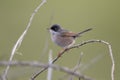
[1,0,47,80]
[39,36,49,61]
[31,39,115,80]
[100,40,115,80]
[59,54,103,80]
[47,50,53,80]
[69,52,83,80]
[74,52,84,72]
[0,61,93,80]
[80,54,104,72]
[39,10,55,60]
[71,40,115,80]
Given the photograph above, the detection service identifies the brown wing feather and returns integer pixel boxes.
[60,28,92,37]
[61,31,77,37]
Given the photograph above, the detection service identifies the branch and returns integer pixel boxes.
[31,39,115,80]
[68,52,83,80]
[1,0,47,80]
[0,61,93,80]
[47,50,53,80]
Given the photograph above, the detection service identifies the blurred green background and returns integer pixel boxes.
[0,0,120,80]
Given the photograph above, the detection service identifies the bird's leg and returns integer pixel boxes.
[57,49,64,57]
[57,48,68,57]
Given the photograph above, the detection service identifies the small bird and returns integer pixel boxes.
[48,24,92,49]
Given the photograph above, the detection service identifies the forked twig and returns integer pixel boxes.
[2,0,47,80]
[0,61,93,80]
[31,39,115,80]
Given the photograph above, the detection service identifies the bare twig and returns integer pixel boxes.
[71,40,115,80]
[47,50,53,80]
[39,11,55,63]
[74,52,84,72]
[101,40,115,80]
[39,11,55,60]
[80,54,104,72]
[31,39,114,80]
[39,36,49,61]
[0,61,93,80]
[1,0,47,80]
[69,52,83,80]
[59,54,103,80]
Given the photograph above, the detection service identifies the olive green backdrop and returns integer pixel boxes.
[0,0,119,80]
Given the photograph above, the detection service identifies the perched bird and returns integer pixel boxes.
[48,24,92,49]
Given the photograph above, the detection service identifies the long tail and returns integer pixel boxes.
[75,28,92,37]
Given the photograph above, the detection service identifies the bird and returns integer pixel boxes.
[48,24,92,49]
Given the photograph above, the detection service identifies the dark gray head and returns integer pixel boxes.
[50,24,62,32]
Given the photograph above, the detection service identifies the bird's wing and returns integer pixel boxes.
[60,28,92,37]
[60,31,77,37]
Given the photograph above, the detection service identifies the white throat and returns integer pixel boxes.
[49,30,60,36]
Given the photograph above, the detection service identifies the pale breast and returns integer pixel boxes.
[53,34,75,48]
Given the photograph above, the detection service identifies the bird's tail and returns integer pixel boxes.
[75,28,92,37]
